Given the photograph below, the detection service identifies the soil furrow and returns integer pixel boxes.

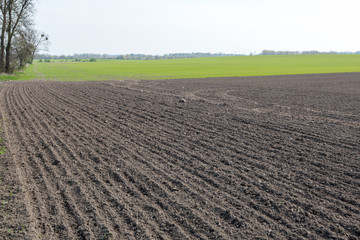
[35,81,358,238]
[22,83,272,238]
[26,83,232,239]
[35,82,356,238]
[3,85,77,239]
[19,84,162,239]
[0,73,359,239]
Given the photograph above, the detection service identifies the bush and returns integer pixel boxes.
[89,58,97,62]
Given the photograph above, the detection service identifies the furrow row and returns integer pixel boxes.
[28,82,358,238]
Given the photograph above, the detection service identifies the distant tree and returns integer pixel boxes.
[27,29,48,64]
[13,29,32,68]
[261,50,276,55]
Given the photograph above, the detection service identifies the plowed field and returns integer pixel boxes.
[0,73,359,239]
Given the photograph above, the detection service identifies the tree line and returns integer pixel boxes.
[36,52,243,61]
[37,50,360,61]
[261,50,360,55]
[0,0,47,74]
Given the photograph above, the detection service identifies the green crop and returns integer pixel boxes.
[5,54,360,81]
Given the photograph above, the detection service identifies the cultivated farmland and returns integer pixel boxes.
[0,72,359,239]
[10,54,360,82]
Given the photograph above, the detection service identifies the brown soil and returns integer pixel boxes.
[0,73,359,239]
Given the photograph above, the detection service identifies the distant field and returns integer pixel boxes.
[6,54,360,81]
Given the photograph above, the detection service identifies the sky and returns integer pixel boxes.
[35,0,360,55]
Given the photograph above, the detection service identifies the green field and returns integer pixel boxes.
[5,54,360,81]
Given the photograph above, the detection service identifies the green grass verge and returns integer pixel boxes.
[6,54,360,81]
[0,129,5,155]
[0,65,37,82]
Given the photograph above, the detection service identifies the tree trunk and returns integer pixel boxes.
[4,0,11,73]
[5,39,11,73]
[0,23,6,73]
[0,1,7,73]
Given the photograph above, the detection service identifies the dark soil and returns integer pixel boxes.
[0,72,359,239]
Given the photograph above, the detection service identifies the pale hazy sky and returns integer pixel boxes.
[35,0,360,55]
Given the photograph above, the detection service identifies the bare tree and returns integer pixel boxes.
[12,27,48,68]
[4,0,34,73]
[13,29,31,68]
[29,29,48,64]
